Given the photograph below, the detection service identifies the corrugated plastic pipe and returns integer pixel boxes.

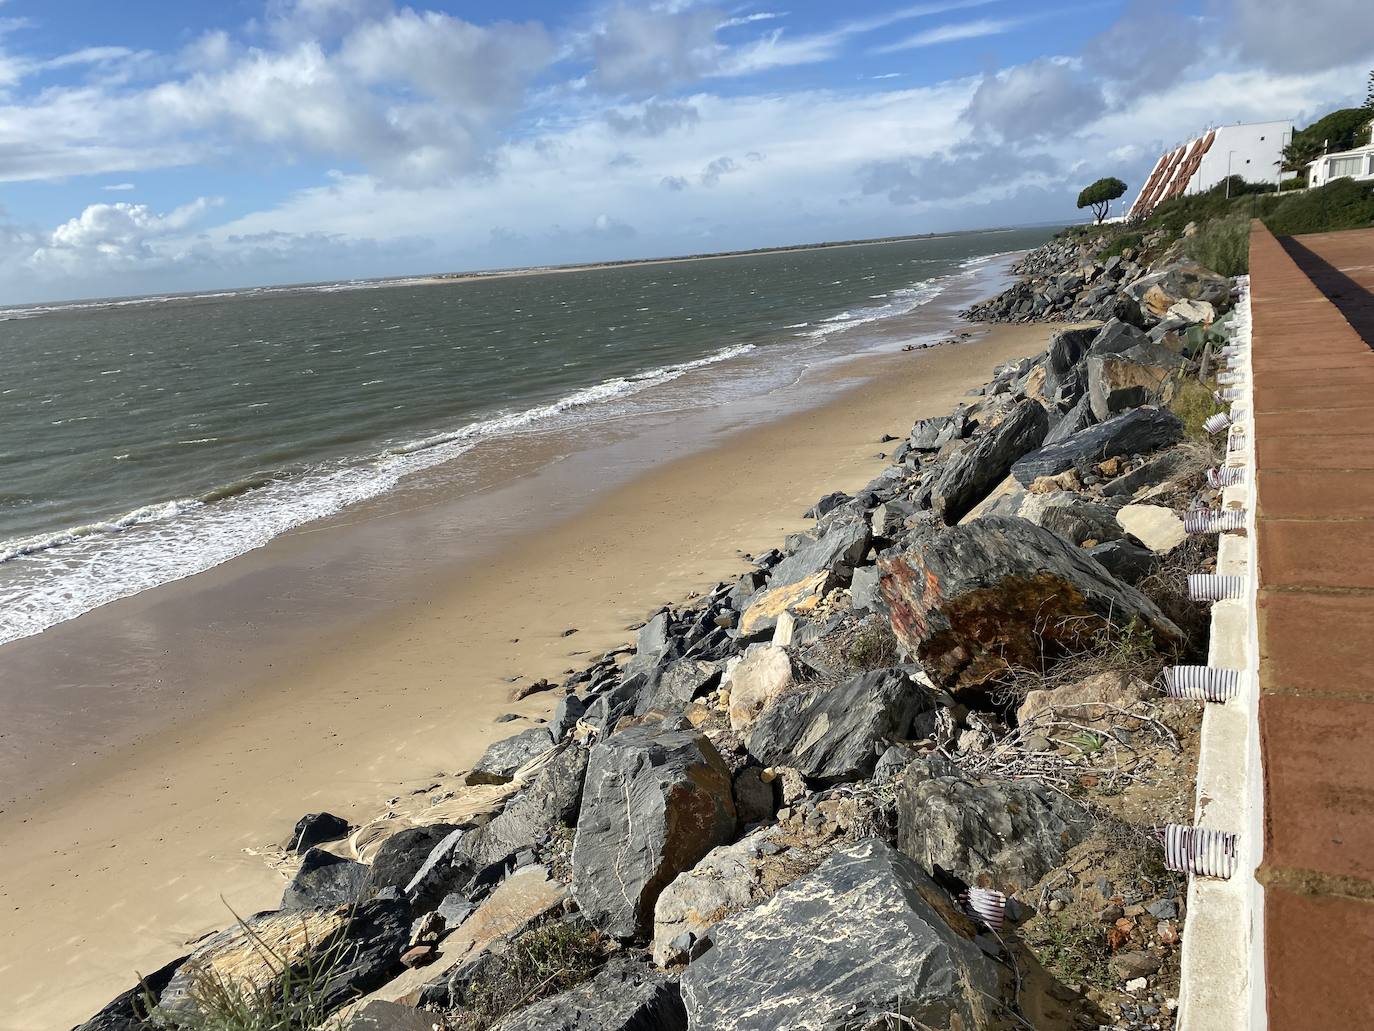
[1182,508,1248,534]
[1189,574,1246,602]
[1160,824,1238,879]
[1163,665,1242,702]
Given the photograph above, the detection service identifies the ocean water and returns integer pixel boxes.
[0,227,1053,644]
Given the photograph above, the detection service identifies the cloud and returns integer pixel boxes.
[873,15,1028,53]
[607,151,640,168]
[605,98,700,136]
[587,3,724,93]
[1225,0,1374,73]
[1082,1,1197,95]
[102,182,136,191]
[965,58,1107,142]
[660,174,690,191]
[28,197,219,273]
[700,155,741,186]
[859,146,1061,204]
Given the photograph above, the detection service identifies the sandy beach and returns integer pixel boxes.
[0,320,1055,1030]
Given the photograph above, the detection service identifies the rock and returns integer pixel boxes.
[366,824,463,897]
[281,848,370,911]
[1043,393,1096,445]
[878,516,1183,687]
[725,645,793,731]
[1100,448,1193,497]
[897,763,1090,892]
[1117,503,1186,554]
[764,520,870,594]
[455,742,589,871]
[400,944,437,968]
[1043,327,1096,404]
[732,766,775,825]
[284,811,351,854]
[847,564,885,615]
[436,892,476,928]
[909,414,952,450]
[636,658,722,716]
[679,839,1001,1031]
[513,678,555,700]
[1018,491,1125,547]
[1123,262,1230,320]
[652,827,774,966]
[1111,950,1163,980]
[571,724,737,939]
[1011,408,1184,486]
[804,491,852,520]
[340,1000,438,1031]
[1017,670,1153,725]
[467,727,555,785]
[550,693,587,739]
[932,399,1049,525]
[1088,318,1151,357]
[72,953,186,1031]
[737,572,827,635]
[1168,298,1216,324]
[625,610,671,677]
[159,898,410,1019]
[745,668,931,783]
[1147,898,1179,920]
[491,956,686,1031]
[1086,339,1183,421]
[1086,538,1158,583]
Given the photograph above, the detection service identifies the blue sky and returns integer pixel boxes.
[0,0,1369,302]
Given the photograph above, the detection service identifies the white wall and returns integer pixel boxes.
[1190,121,1291,193]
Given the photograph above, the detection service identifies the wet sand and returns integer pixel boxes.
[0,321,1055,1030]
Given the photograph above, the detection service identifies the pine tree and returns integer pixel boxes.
[1365,69,1374,110]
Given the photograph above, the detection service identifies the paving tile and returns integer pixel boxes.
[1263,887,1374,1031]
[1258,520,1374,590]
[1255,434,1374,470]
[1258,469,1374,518]
[1258,590,1374,702]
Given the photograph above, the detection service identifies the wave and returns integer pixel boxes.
[0,342,757,645]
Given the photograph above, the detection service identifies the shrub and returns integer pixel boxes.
[1168,375,1225,440]
[846,620,899,670]
[1279,176,1307,192]
[1098,230,1144,260]
[1262,176,1374,235]
[1185,214,1250,276]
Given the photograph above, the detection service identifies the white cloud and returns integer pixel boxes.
[1226,0,1374,73]
[873,15,1028,53]
[28,197,220,273]
[102,182,135,191]
[965,58,1107,142]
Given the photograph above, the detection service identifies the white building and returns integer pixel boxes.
[1127,120,1291,220]
[1307,132,1374,188]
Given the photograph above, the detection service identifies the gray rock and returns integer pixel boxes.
[847,564,885,615]
[457,741,590,870]
[366,824,462,897]
[625,610,671,676]
[932,398,1049,525]
[1086,339,1184,421]
[491,956,686,1031]
[281,849,370,911]
[1088,318,1151,357]
[284,811,350,854]
[878,515,1183,687]
[634,658,722,716]
[1087,538,1159,584]
[897,766,1090,892]
[1043,392,1096,445]
[1100,448,1194,498]
[909,414,951,450]
[71,953,186,1031]
[468,726,556,785]
[341,1001,437,1031]
[1043,326,1096,404]
[679,839,1001,1031]
[1019,492,1125,546]
[1122,262,1230,321]
[746,668,932,784]
[731,766,775,825]
[571,724,736,939]
[436,892,476,928]
[652,827,776,965]
[764,519,870,594]
[550,692,588,739]
[804,491,853,520]
[1011,407,1183,485]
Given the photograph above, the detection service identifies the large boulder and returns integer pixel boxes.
[1017,491,1125,546]
[282,849,370,911]
[652,826,775,966]
[635,658,722,716]
[73,954,187,1031]
[1011,407,1183,486]
[1017,670,1154,725]
[878,516,1183,687]
[745,668,932,783]
[737,572,827,635]
[491,956,686,1031]
[158,899,409,1020]
[366,823,463,896]
[897,761,1090,893]
[284,812,350,854]
[1123,262,1230,321]
[1042,327,1096,406]
[1085,340,1184,421]
[678,839,1001,1031]
[456,742,589,871]
[931,398,1049,525]
[764,520,870,594]
[468,726,556,785]
[571,724,737,939]
[725,644,794,730]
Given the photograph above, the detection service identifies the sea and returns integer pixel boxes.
[0,226,1054,646]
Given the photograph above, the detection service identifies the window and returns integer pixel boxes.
[1329,155,1364,177]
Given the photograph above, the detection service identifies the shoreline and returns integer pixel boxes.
[0,317,1058,1030]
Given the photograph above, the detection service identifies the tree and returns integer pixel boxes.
[1365,69,1373,110]
[1077,177,1128,224]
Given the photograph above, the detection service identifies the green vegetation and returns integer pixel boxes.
[1077,177,1128,224]
[1281,107,1374,173]
[1184,213,1250,277]
[846,619,900,670]
[449,920,606,1031]
[1099,231,1144,259]
[1167,375,1224,441]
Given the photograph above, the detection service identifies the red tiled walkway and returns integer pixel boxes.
[1249,222,1374,1030]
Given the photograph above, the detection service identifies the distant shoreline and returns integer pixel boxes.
[421,228,1025,286]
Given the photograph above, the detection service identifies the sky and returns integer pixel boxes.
[0,0,1369,303]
